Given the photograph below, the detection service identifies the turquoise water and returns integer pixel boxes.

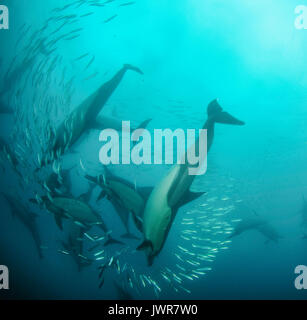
[0,0,307,299]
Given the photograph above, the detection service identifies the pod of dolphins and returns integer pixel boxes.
[0,0,305,298]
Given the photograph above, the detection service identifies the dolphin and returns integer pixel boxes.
[61,221,93,271]
[38,195,123,246]
[84,167,146,240]
[1,193,43,259]
[137,99,245,265]
[40,64,144,169]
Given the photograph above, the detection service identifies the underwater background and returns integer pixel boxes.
[0,0,307,300]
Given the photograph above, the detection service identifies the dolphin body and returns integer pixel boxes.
[40,195,123,246]
[138,99,245,265]
[85,167,146,240]
[1,193,43,259]
[40,64,144,168]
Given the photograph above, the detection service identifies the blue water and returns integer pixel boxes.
[0,0,307,300]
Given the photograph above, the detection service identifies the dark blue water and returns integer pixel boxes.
[0,0,307,300]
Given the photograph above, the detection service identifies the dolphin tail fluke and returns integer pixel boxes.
[207,99,245,126]
[136,239,153,251]
[104,235,124,246]
[124,64,144,75]
[121,232,139,240]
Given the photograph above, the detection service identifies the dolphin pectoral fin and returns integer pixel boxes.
[174,191,206,209]
[136,239,153,251]
[54,214,63,230]
[185,190,206,203]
